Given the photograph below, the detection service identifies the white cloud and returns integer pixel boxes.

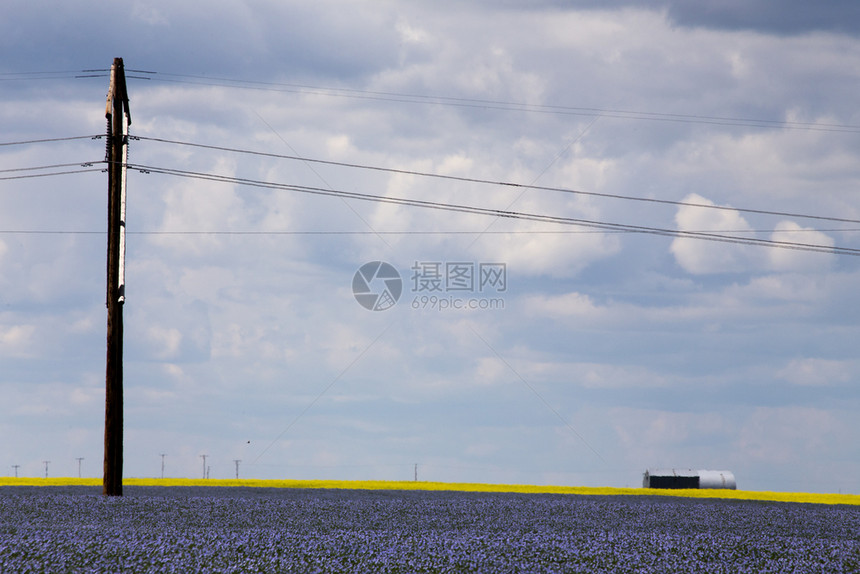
[475,225,621,278]
[523,285,792,329]
[0,324,36,357]
[736,407,841,465]
[611,408,734,468]
[2,1,860,490]
[131,1,168,26]
[670,193,759,274]
[767,221,835,272]
[525,291,603,320]
[145,325,183,360]
[525,361,674,390]
[472,356,509,386]
[729,273,827,303]
[777,358,855,386]
[670,194,834,276]
[395,18,432,47]
[70,385,100,406]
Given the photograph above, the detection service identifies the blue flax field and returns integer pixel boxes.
[1,485,858,573]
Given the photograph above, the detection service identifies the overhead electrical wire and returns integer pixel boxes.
[0,112,855,250]
[0,167,105,181]
[2,133,856,250]
[0,70,96,81]
[0,70,86,76]
[128,71,860,133]
[117,228,860,235]
[0,157,104,181]
[0,135,105,179]
[0,161,104,174]
[135,136,860,227]
[7,67,860,132]
[0,69,151,80]
[0,135,103,147]
[2,228,855,237]
[125,162,860,257]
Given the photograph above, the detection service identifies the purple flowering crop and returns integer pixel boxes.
[1,486,858,573]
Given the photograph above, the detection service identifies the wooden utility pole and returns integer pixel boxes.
[104,57,130,496]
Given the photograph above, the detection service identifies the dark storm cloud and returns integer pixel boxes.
[663,0,860,36]
[0,0,400,80]
[484,0,860,36]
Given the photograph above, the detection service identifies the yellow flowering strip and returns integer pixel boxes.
[1,476,856,506]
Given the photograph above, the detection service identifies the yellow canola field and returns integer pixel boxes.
[1,476,857,506]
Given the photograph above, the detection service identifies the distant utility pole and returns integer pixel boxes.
[233,459,241,480]
[160,454,166,479]
[12,465,20,478]
[414,463,418,482]
[76,457,84,479]
[43,460,50,479]
[200,455,208,479]
[103,57,130,497]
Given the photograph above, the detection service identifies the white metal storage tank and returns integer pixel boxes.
[697,470,737,490]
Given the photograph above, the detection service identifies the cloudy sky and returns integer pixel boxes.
[2,1,859,493]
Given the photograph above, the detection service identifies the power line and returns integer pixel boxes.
[2,228,856,237]
[1,132,854,250]
[0,230,615,236]
[131,71,860,133]
[0,168,105,181]
[0,161,105,174]
[8,67,860,132]
[6,68,860,132]
[0,70,89,76]
[0,69,132,80]
[135,136,860,226]
[115,227,860,235]
[0,71,95,81]
[2,135,854,248]
[0,135,103,147]
[127,162,860,256]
